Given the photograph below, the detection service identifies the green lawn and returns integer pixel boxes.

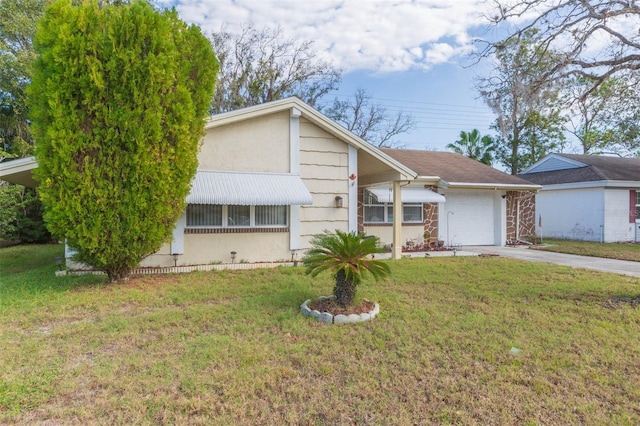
[533,238,640,262]
[1,244,640,424]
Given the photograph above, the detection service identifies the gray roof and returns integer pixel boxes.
[519,154,640,185]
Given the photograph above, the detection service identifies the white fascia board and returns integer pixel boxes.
[540,180,640,191]
[602,180,640,188]
[0,156,38,175]
[416,176,449,189]
[204,98,298,129]
[447,182,541,191]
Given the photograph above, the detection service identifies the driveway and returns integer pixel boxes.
[464,246,640,278]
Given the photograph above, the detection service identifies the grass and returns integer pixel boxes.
[1,244,640,424]
[533,238,640,262]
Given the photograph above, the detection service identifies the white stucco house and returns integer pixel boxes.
[519,153,640,243]
[1,97,541,266]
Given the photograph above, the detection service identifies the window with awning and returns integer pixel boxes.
[185,170,312,230]
[186,170,313,206]
[363,187,443,224]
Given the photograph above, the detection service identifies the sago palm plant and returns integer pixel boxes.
[303,230,391,307]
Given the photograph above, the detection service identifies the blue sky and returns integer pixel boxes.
[155,0,507,151]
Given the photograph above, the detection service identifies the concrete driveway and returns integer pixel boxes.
[464,245,640,278]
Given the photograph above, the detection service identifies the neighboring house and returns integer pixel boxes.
[367,149,540,247]
[519,153,640,243]
[0,97,540,266]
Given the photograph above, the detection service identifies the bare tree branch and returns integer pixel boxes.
[209,23,341,114]
[481,1,640,97]
[324,88,415,148]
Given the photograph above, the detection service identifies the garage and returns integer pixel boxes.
[441,190,496,246]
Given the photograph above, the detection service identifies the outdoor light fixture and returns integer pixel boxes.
[230,251,237,263]
[172,253,179,267]
[334,195,343,208]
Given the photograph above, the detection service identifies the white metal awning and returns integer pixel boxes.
[367,186,445,203]
[187,170,313,205]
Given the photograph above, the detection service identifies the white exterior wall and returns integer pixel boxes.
[141,233,291,267]
[362,224,425,248]
[298,118,350,249]
[198,111,290,173]
[536,187,604,242]
[604,189,636,242]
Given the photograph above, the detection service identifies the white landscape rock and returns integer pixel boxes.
[301,296,380,325]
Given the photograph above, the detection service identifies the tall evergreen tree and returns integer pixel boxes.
[29,0,217,281]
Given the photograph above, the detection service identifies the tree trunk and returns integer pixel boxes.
[334,268,357,307]
[106,267,131,283]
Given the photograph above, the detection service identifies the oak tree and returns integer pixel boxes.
[484,0,640,99]
[477,30,566,174]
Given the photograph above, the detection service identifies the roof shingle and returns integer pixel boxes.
[381,149,535,186]
[519,154,640,185]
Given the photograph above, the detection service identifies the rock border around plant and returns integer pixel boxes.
[300,295,380,325]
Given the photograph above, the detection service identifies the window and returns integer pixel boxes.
[403,204,423,223]
[228,205,250,227]
[364,205,385,223]
[363,190,423,224]
[256,205,287,226]
[186,205,288,228]
[636,191,640,220]
[187,204,222,227]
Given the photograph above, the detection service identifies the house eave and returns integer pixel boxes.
[539,180,640,191]
[0,156,39,188]
[446,182,541,191]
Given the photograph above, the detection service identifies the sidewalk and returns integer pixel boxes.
[464,245,640,278]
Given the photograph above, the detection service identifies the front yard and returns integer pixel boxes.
[532,238,640,262]
[1,244,639,424]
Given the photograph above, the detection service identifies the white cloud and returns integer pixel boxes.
[163,0,491,74]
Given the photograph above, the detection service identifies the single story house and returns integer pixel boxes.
[367,149,541,247]
[519,153,640,243]
[0,97,540,266]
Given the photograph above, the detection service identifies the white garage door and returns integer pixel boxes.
[442,191,495,246]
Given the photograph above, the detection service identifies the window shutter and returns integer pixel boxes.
[631,190,637,223]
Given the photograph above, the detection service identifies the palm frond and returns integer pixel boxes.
[303,229,390,283]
